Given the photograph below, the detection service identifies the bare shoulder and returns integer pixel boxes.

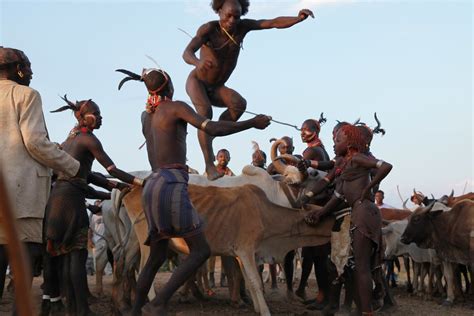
[197,21,218,36]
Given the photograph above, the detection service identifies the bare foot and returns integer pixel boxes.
[206,165,224,181]
[142,302,168,316]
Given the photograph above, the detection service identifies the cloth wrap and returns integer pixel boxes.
[142,167,203,244]
[45,178,89,256]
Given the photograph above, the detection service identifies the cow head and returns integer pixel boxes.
[270,138,304,184]
[382,220,407,258]
[400,202,443,248]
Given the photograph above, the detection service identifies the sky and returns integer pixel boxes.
[1,0,472,208]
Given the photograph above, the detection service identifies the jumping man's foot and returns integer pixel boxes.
[206,165,224,181]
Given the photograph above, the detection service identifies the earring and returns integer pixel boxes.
[18,70,24,78]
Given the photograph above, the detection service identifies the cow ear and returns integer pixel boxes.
[381,225,392,235]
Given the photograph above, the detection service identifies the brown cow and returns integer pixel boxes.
[123,184,333,316]
[444,190,474,207]
[379,207,412,222]
[401,199,474,305]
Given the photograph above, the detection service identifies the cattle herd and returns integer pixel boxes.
[57,164,471,316]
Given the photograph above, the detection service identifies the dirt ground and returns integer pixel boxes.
[0,266,473,316]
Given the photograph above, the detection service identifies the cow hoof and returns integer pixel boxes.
[406,284,414,293]
[441,300,453,307]
[230,300,248,309]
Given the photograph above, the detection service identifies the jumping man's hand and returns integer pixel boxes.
[298,9,314,21]
[253,115,272,129]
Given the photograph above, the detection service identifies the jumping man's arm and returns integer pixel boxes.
[243,9,314,31]
[183,23,212,67]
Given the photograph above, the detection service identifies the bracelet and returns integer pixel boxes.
[133,177,145,186]
[375,160,384,168]
[106,164,116,171]
[200,119,210,130]
[305,191,314,198]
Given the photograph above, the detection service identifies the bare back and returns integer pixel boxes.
[142,101,194,170]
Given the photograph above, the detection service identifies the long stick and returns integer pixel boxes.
[244,110,300,131]
[0,171,33,316]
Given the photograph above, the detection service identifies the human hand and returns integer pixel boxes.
[253,115,272,129]
[299,193,311,206]
[297,159,311,171]
[298,9,314,21]
[304,209,324,226]
[197,58,214,71]
[114,181,130,191]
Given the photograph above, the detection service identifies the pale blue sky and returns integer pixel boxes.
[1,0,472,207]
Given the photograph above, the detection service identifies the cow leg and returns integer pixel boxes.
[237,252,270,316]
[404,256,413,293]
[208,256,216,288]
[236,256,259,311]
[143,233,210,315]
[222,256,245,306]
[132,239,169,316]
[442,261,455,305]
[413,262,420,294]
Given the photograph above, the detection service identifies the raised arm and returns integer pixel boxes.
[243,9,314,31]
[174,101,271,136]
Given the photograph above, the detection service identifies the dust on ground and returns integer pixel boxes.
[0,264,472,315]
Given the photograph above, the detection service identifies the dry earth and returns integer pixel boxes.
[1,266,473,316]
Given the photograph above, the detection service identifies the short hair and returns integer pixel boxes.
[211,0,249,16]
[217,148,231,159]
[376,190,384,196]
[302,119,321,134]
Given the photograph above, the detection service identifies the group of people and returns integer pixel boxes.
[0,1,395,315]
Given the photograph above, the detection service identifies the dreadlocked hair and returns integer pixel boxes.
[339,124,366,153]
[211,0,249,15]
[50,94,92,120]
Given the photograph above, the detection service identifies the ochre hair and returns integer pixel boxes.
[339,124,366,152]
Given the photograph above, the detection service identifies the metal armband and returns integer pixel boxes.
[200,119,210,130]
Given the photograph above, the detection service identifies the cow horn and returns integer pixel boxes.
[402,198,409,210]
[449,189,454,199]
[420,201,435,215]
[270,138,287,175]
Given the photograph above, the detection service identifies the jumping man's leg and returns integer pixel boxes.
[185,74,218,180]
